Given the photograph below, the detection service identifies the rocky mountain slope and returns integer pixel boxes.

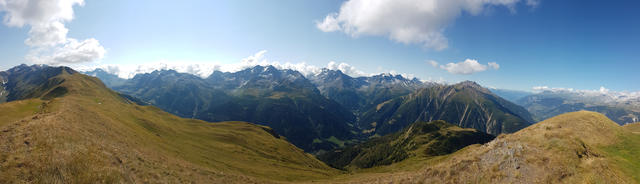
[308,69,428,114]
[358,81,534,136]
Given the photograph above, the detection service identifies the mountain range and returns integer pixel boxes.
[102,66,357,152]
[516,90,640,124]
[0,64,638,183]
[489,88,534,103]
[357,81,534,136]
[86,65,534,152]
[308,69,429,114]
[489,87,640,125]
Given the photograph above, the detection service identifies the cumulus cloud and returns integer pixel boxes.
[532,86,640,102]
[0,0,106,65]
[26,38,106,65]
[525,0,541,7]
[487,62,500,70]
[427,60,439,67]
[422,76,448,84]
[532,86,615,94]
[430,59,499,74]
[316,0,538,50]
[327,61,368,77]
[76,50,374,79]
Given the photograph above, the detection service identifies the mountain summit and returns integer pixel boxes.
[358,81,534,136]
[308,69,429,114]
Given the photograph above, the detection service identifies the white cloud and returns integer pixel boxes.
[316,0,537,50]
[0,0,106,65]
[0,0,82,27]
[427,60,439,67]
[526,0,541,7]
[422,76,448,84]
[76,50,374,79]
[316,13,341,32]
[488,62,500,70]
[27,38,106,65]
[532,85,640,103]
[327,61,368,77]
[431,59,499,75]
[25,21,69,47]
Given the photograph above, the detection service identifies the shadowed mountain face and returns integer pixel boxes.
[0,65,338,183]
[308,69,429,114]
[108,66,358,153]
[83,68,127,87]
[308,70,533,136]
[318,120,494,170]
[517,92,640,124]
[87,67,534,151]
[0,64,77,103]
[358,81,534,136]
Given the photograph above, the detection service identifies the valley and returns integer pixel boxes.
[86,66,534,153]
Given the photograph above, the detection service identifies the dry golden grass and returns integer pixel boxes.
[0,72,338,183]
[0,99,43,127]
[318,111,640,183]
[624,122,640,134]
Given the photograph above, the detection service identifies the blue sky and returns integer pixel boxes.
[0,0,639,92]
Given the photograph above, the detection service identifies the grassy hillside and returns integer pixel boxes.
[624,122,640,133]
[0,68,338,183]
[330,111,640,183]
[318,120,494,170]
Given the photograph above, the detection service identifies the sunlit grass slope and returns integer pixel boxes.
[319,120,494,171]
[624,122,640,133]
[0,67,337,183]
[328,111,640,183]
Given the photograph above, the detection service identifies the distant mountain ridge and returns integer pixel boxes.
[109,65,357,153]
[516,90,640,124]
[308,68,430,114]
[357,81,534,136]
[85,65,534,152]
[489,88,533,103]
[84,68,127,87]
